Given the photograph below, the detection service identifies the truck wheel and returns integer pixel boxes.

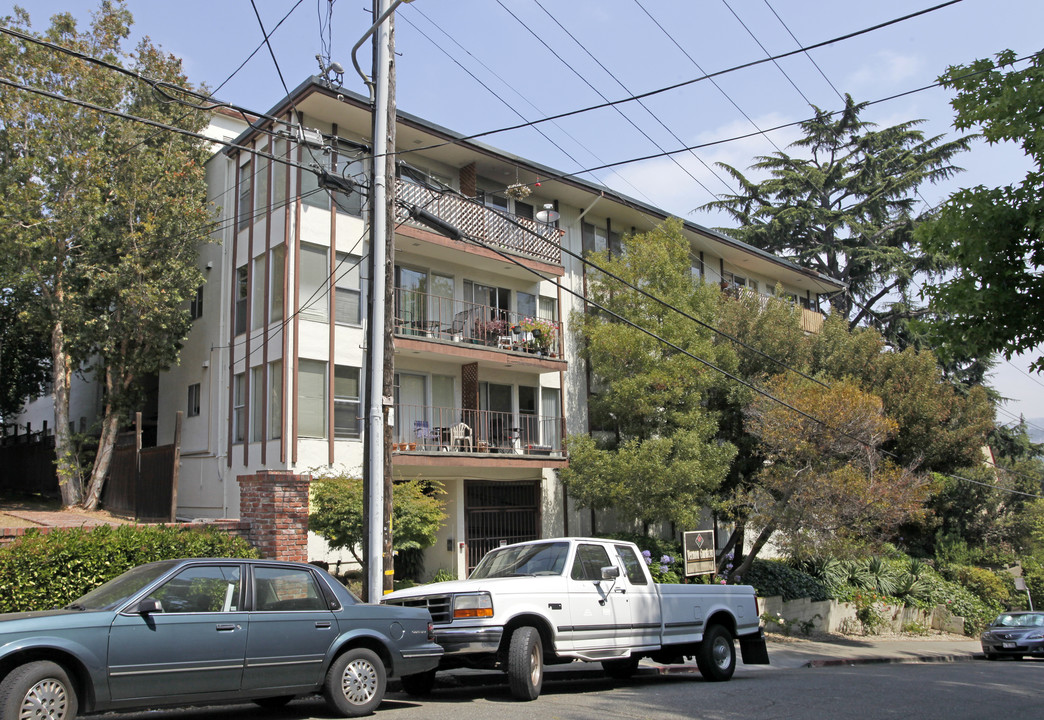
[602,656,640,679]
[696,624,736,681]
[399,669,437,696]
[323,647,386,717]
[0,660,78,720]
[507,626,544,700]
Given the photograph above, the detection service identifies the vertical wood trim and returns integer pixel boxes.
[228,156,241,468]
[170,411,182,522]
[281,117,292,464]
[243,138,255,469]
[262,131,273,467]
[329,124,338,466]
[292,143,303,465]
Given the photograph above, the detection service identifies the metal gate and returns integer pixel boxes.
[464,480,540,574]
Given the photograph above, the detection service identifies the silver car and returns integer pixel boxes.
[980,611,1044,660]
[0,558,442,719]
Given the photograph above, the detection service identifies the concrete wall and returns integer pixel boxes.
[759,595,967,636]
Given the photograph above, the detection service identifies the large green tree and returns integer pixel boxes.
[703,96,972,342]
[0,2,212,506]
[918,50,1044,371]
[561,220,737,531]
[0,288,50,422]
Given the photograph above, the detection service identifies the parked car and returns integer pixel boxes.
[980,610,1044,660]
[383,537,768,700]
[0,558,442,719]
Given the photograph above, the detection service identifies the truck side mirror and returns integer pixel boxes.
[600,566,621,580]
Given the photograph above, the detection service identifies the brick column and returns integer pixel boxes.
[460,162,476,198]
[238,471,310,561]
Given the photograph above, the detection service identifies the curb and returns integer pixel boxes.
[805,653,982,668]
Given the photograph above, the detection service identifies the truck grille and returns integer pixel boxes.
[385,594,452,624]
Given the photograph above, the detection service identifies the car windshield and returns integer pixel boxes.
[992,612,1044,627]
[470,542,569,579]
[69,560,179,611]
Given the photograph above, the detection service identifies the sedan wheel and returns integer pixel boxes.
[323,648,386,717]
[0,660,78,720]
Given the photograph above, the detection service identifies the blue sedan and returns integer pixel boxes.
[0,558,442,719]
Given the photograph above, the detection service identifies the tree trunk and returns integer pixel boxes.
[728,520,777,583]
[83,369,122,509]
[51,320,81,507]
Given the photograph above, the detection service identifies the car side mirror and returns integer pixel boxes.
[136,597,163,614]
[601,566,621,580]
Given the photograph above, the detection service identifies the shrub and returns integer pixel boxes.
[744,559,829,601]
[0,524,258,613]
[605,533,684,582]
[942,564,1013,609]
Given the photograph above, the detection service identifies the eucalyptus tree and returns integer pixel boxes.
[703,96,971,343]
[0,2,212,506]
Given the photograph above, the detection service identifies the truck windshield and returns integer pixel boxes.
[470,542,569,578]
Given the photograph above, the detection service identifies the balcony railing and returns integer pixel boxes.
[396,179,562,265]
[394,288,562,358]
[723,285,826,334]
[393,404,564,457]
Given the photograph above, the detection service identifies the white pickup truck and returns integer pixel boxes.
[383,537,768,699]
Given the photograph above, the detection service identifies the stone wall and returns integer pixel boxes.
[758,595,967,636]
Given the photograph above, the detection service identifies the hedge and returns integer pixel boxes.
[0,524,258,613]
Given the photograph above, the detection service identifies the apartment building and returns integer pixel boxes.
[146,77,841,578]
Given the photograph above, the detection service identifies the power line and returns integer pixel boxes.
[395,0,965,156]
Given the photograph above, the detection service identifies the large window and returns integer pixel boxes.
[298,359,326,438]
[335,252,361,325]
[581,221,621,257]
[272,138,288,208]
[299,244,329,322]
[334,365,361,439]
[517,291,536,319]
[251,256,266,330]
[237,160,253,232]
[234,266,248,335]
[270,245,285,323]
[301,140,365,217]
[232,373,245,443]
[268,360,283,440]
[250,366,264,442]
[255,141,269,212]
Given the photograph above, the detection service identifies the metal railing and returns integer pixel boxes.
[394,288,562,358]
[393,404,564,456]
[396,179,562,264]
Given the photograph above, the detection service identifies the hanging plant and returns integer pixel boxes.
[506,182,532,200]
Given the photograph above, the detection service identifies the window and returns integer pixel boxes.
[234,266,248,335]
[517,292,536,319]
[301,140,365,216]
[299,244,329,322]
[237,160,253,232]
[615,545,649,585]
[232,373,245,443]
[298,359,326,438]
[189,285,204,320]
[255,142,269,212]
[270,245,285,323]
[152,565,242,613]
[250,366,264,442]
[541,387,561,449]
[252,255,266,330]
[272,138,288,207]
[187,383,201,418]
[253,566,327,612]
[570,543,612,581]
[335,252,361,325]
[268,360,283,440]
[334,365,361,439]
[538,296,557,322]
[582,221,607,255]
[332,156,364,217]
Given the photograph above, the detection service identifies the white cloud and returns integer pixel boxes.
[846,50,924,91]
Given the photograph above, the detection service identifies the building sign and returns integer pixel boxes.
[683,529,716,577]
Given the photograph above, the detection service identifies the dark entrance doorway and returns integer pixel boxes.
[464,480,540,574]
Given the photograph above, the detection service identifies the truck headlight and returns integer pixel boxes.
[453,592,493,619]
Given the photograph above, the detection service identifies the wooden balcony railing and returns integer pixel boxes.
[395,179,562,265]
[394,288,562,358]
[393,404,564,457]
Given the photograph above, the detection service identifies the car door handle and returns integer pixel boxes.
[215,623,237,631]
[614,588,627,593]
[315,621,332,629]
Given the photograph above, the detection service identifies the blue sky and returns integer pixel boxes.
[5,0,1044,429]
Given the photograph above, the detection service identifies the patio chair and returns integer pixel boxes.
[448,422,472,451]
[414,420,438,449]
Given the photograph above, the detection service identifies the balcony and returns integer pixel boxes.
[724,285,826,334]
[393,404,564,459]
[395,288,563,359]
[396,179,563,265]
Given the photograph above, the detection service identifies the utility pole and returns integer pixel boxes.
[357,0,403,603]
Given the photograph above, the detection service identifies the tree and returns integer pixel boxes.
[0,2,212,505]
[730,375,933,581]
[703,96,972,341]
[0,288,50,422]
[560,220,737,531]
[309,474,446,574]
[918,50,1044,371]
